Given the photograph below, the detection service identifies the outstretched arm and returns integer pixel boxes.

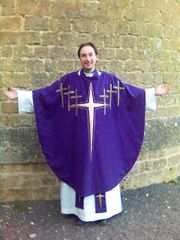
[4,87,18,99]
[4,87,34,113]
[154,85,170,96]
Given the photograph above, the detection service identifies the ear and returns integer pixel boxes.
[96,54,99,60]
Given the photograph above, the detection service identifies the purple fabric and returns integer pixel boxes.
[32,69,145,197]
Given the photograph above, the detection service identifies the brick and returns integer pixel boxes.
[99,48,116,60]
[9,114,34,128]
[25,16,49,31]
[129,22,146,36]
[16,0,38,15]
[122,36,137,49]
[0,16,23,31]
[3,73,31,88]
[0,46,13,57]
[36,0,52,16]
[50,2,76,18]
[50,17,71,32]
[109,60,124,75]
[0,89,7,101]
[49,47,65,59]
[145,23,163,38]
[26,59,45,73]
[0,0,16,15]
[18,32,41,45]
[58,60,75,73]
[73,18,97,33]
[0,114,9,127]
[34,46,50,59]
[1,101,18,113]
[41,32,61,46]
[14,45,34,58]
[153,158,167,170]
[168,154,180,166]
[97,20,129,35]
[139,161,153,172]
[145,0,167,11]
[0,32,19,45]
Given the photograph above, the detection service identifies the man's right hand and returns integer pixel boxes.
[4,87,18,100]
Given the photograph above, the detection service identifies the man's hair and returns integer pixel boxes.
[77,42,98,58]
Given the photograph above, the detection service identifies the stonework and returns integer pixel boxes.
[0,0,179,201]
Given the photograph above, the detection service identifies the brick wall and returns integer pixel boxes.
[0,0,180,201]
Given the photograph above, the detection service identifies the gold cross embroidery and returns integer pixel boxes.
[64,85,74,111]
[107,84,117,109]
[113,82,125,106]
[70,89,83,116]
[96,193,105,209]
[99,89,109,115]
[56,83,67,108]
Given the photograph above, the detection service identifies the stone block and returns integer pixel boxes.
[0,32,20,45]
[122,36,137,49]
[143,117,180,151]
[0,0,16,15]
[1,102,18,114]
[168,154,180,166]
[115,49,131,60]
[0,16,23,31]
[0,46,13,57]
[34,47,50,59]
[49,17,71,32]
[41,32,61,46]
[9,114,34,128]
[16,0,38,15]
[0,114,9,127]
[25,16,49,31]
[18,32,41,46]
[73,18,97,33]
[49,47,65,59]
[26,59,45,73]
[3,72,31,88]
[14,45,34,58]
[0,127,44,164]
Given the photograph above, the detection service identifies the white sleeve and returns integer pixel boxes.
[17,90,34,113]
[145,88,157,111]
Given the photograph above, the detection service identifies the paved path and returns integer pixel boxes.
[0,182,179,240]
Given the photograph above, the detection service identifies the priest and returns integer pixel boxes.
[5,42,170,223]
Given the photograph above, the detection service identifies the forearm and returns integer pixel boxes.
[17,90,34,113]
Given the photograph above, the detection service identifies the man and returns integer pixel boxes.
[5,42,170,224]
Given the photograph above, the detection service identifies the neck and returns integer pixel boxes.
[83,68,95,73]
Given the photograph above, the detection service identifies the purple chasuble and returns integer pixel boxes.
[32,69,145,198]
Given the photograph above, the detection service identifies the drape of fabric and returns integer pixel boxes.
[32,69,146,198]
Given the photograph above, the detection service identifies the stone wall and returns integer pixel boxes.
[0,0,180,201]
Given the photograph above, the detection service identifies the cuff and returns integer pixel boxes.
[17,90,34,113]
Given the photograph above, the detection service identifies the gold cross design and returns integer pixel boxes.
[107,84,117,109]
[113,82,125,106]
[56,83,67,108]
[99,89,109,115]
[70,89,83,116]
[96,193,105,209]
[64,85,74,111]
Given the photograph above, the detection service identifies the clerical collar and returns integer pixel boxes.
[84,71,95,77]
[78,69,102,78]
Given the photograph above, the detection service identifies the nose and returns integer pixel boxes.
[85,55,91,61]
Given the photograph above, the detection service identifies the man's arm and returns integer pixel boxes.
[4,87,34,113]
[154,85,170,96]
[145,85,170,111]
[4,87,18,99]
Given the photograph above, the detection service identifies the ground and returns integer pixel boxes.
[0,181,179,240]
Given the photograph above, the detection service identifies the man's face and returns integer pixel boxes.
[79,45,98,72]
